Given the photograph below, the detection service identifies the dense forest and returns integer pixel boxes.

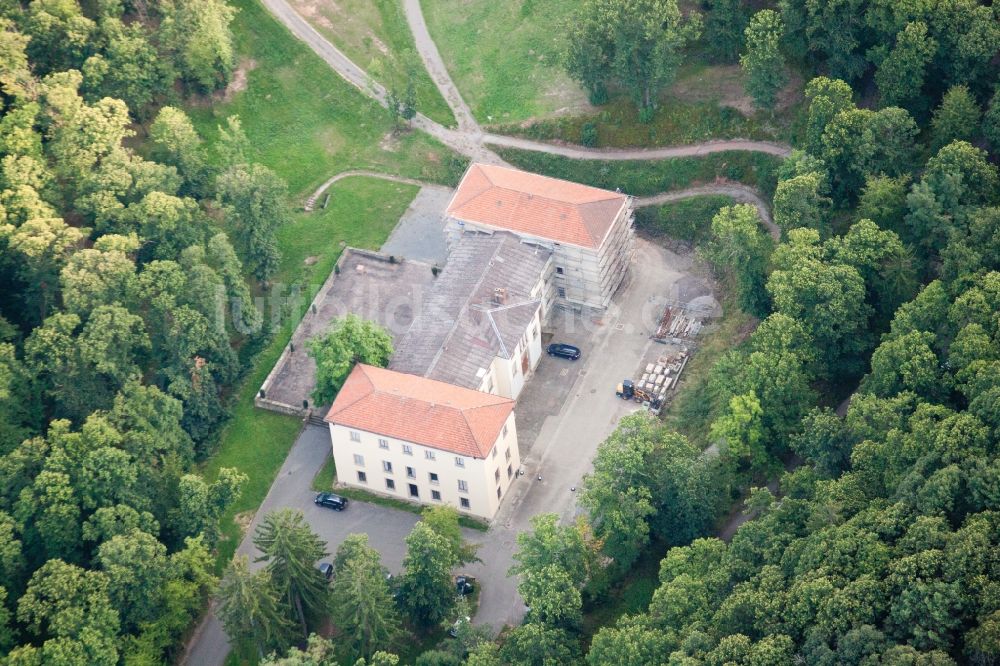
[520,0,1000,664]
[0,0,294,663]
[1,0,1000,663]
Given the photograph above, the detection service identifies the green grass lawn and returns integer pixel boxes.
[423,0,588,123]
[282,0,455,127]
[184,0,463,204]
[634,194,736,246]
[496,147,781,199]
[202,177,421,568]
[490,62,805,148]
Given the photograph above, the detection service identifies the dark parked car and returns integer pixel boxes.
[317,562,334,580]
[455,575,475,596]
[314,492,348,511]
[547,343,581,360]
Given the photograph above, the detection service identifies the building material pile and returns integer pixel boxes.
[633,349,690,411]
[652,305,704,343]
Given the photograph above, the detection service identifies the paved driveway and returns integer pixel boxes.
[379,186,454,265]
[462,238,695,629]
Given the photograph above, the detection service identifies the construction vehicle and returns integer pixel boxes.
[615,379,634,399]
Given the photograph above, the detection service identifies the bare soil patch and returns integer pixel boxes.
[220,58,257,103]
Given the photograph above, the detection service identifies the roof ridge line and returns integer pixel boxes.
[425,238,507,376]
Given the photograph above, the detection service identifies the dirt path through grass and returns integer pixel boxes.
[484,133,792,160]
[262,0,791,172]
[402,0,480,134]
[636,183,780,240]
[303,169,444,211]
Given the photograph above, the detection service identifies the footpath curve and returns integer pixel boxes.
[484,133,793,159]
[303,170,448,211]
[635,183,780,240]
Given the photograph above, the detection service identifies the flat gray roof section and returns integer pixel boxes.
[257,249,438,415]
[390,232,551,389]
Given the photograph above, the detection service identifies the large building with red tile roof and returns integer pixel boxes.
[446,163,634,311]
[325,364,521,520]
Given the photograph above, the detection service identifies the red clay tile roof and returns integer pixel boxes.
[325,364,514,459]
[447,164,628,249]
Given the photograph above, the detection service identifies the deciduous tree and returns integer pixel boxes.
[518,564,582,630]
[873,22,936,112]
[215,162,289,282]
[16,559,119,666]
[399,521,457,630]
[158,0,237,91]
[563,0,701,113]
[307,314,394,405]
[704,204,774,317]
[741,10,787,110]
[773,172,830,235]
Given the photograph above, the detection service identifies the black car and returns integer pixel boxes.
[314,492,348,511]
[317,562,334,580]
[547,343,581,360]
[455,575,475,596]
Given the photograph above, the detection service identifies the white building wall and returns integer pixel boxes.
[328,411,520,520]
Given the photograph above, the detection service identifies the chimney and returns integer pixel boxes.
[493,287,507,305]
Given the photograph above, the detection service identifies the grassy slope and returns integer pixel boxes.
[422,0,585,123]
[204,178,420,566]
[283,0,455,127]
[423,0,804,141]
[497,147,781,199]
[186,0,462,204]
[634,194,736,246]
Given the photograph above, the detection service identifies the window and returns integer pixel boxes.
[458,480,468,493]
[455,456,465,468]
[492,447,498,459]
[406,466,416,479]
[497,486,502,499]
[425,450,436,461]
[460,498,470,509]
[507,464,513,479]
[382,460,393,473]
[429,472,439,485]
[532,326,539,339]
[557,287,566,298]
[350,430,361,442]
[378,438,389,450]
[353,454,365,466]
[431,490,441,501]
[486,377,494,393]
[408,484,419,498]
[556,266,564,274]
[505,448,511,462]
[357,471,367,483]
[502,423,508,437]
[385,478,396,491]
[495,468,501,483]
[402,444,413,456]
